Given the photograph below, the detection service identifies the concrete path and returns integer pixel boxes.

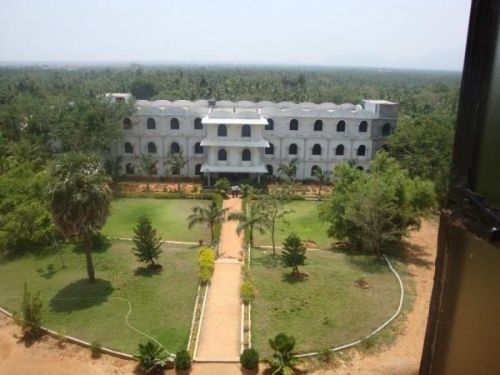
[195,198,243,361]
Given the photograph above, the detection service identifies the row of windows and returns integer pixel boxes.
[216,149,252,161]
[124,117,392,136]
[265,143,366,156]
[124,141,189,154]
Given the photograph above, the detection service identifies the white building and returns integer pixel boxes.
[114,96,399,182]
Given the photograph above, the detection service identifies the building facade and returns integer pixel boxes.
[112,94,399,181]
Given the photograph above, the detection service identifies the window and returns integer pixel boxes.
[335,144,345,156]
[311,165,321,176]
[123,117,132,129]
[147,117,156,129]
[337,120,346,132]
[266,165,273,175]
[218,124,227,137]
[194,117,203,130]
[195,164,202,175]
[124,142,134,153]
[194,142,203,154]
[265,118,274,130]
[359,121,368,133]
[242,149,251,161]
[312,144,322,155]
[218,149,227,161]
[171,142,180,154]
[314,119,323,131]
[265,143,274,155]
[380,144,389,152]
[289,143,298,155]
[357,145,366,156]
[125,163,134,174]
[147,142,157,154]
[170,117,179,130]
[289,119,299,130]
[242,124,251,137]
[356,166,364,171]
[150,162,158,175]
[171,165,180,175]
[382,123,391,136]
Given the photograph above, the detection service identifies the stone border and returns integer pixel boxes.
[193,281,210,360]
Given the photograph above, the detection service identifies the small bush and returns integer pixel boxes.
[135,341,167,374]
[15,282,43,340]
[198,247,215,283]
[214,178,231,197]
[240,281,256,304]
[90,341,102,358]
[240,348,259,370]
[174,349,191,371]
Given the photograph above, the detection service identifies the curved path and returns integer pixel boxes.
[194,197,243,361]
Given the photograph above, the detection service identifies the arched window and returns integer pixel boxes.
[194,117,203,130]
[311,165,321,176]
[289,143,298,155]
[289,119,299,131]
[147,117,156,129]
[359,121,368,133]
[265,118,274,130]
[380,144,390,152]
[335,144,345,156]
[265,143,274,155]
[242,149,251,161]
[382,123,391,136]
[150,161,158,175]
[125,163,134,174]
[195,164,202,175]
[314,119,323,131]
[356,166,364,171]
[123,118,132,129]
[194,142,203,154]
[242,124,251,137]
[171,142,180,154]
[124,142,134,154]
[337,120,345,132]
[218,149,227,161]
[357,145,366,156]
[171,165,180,175]
[312,144,322,155]
[266,165,273,175]
[218,124,227,137]
[170,118,179,130]
[147,142,157,154]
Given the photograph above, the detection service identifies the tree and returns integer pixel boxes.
[228,199,267,247]
[135,341,167,374]
[137,153,157,192]
[214,177,231,197]
[312,166,327,199]
[277,158,299,181]
[16,282,43,340]
[132,215,163,267]
[47,153,112,281]
[164,149,188,192]
[267,333,298,375]
[281,233,306,278]
[188,199,228,244]
[261,192,293,256]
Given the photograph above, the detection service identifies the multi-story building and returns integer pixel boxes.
[111,94,399,182]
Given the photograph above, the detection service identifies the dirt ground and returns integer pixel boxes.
[0,219,438,374]
[117,181,202,193]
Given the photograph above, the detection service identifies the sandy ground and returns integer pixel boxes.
[195,198,243,360]
[0,218,438,374]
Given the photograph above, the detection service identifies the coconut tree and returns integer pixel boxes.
[228,199,267,247]
[187,200,228,244]
[277,158,299,181]
[47,153,112,282]
[137,153,157,192]
[312,166,327,199]
[164,149,188,192]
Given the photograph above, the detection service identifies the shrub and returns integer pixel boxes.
[214,178,231,197]
[15,282,43,340]
[240,281,256,304]
[198,247,215,284]
[240,348,259,370]
[267,333,298,374]
[135,341,167,374]
[90,341,102,358]
[174,349,191,371]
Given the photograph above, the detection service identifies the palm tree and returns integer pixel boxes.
[277,158,299,181]
[187,200,229,244]
[137,153,157,192]
[228,200,267,247]
[47,153,112,282]
[312,166,327,199]
[165,149,188,192]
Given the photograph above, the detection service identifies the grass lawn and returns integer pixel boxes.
[102,198,210,243]
[253,200,331,249]
[0,241,199,354]
[251,247,407,356]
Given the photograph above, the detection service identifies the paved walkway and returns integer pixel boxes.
[195,198,243,361]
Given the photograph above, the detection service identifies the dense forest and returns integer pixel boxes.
[0,65,461,254]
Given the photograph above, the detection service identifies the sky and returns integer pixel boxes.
[0,0,471,71]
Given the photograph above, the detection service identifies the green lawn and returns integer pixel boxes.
[0,241,199,354]
[102,198,210,243]
[253,200,331,249]
[251,248,406,356]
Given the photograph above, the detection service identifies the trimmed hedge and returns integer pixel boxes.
[113,191,218,200]
[240,348,259,370]
[198,247,215,284]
